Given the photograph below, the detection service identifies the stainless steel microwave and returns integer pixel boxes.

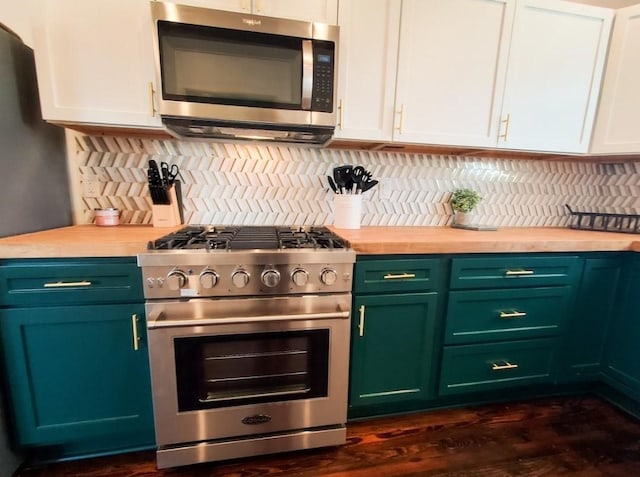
[150,2,339,145]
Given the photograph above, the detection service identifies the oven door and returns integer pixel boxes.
[146,294,351,447]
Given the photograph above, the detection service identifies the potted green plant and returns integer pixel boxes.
[450,188,482,226]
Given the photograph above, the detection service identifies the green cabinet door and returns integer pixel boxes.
[560,256,622,382]
[0,303,155,450]
[604,255,640,397]
[349,293,438,412]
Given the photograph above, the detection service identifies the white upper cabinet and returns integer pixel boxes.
[498,0,613,153]
[32,0,162,130]
[165,0,338,23]
[590,3,640,154]
[393,0,515,147]
[335,0,613,154]
[334,0,401,141]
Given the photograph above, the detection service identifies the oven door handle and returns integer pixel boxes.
[147,310,351,329]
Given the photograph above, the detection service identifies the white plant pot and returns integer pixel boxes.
[453,211,474,226]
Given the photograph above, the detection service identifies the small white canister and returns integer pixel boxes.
[94,208,120,226]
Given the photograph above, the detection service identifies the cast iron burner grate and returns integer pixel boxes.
[566,204,640,234]
[148,226,349,250]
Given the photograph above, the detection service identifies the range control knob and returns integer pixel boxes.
[166,269,187,291]
[199,270,219,289]
[232,269,250,288]
[291,268,309,287]
[320,268,338,286]
[261,268,281,288]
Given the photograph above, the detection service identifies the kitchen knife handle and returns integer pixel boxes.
[358,305,365,337]
[43,281,92,288]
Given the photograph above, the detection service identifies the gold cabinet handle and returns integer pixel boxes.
[499,310,527,319]
[43,281,92,288]
[149,82,156,117]
[395,104,404,134]
[131,314,140,351]
[358,305,365,337]
[491,361,519,371]
[499,113,510,142]
[505,269,534,276]
[383,273,416,280]
[337,98,344,129]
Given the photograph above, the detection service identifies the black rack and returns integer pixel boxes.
[566,204,640,234]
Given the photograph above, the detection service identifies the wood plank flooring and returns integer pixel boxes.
[14,396,640,477]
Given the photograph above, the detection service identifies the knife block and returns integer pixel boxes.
[152,185,182,227]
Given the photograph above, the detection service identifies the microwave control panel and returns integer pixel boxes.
[311,41,335,113]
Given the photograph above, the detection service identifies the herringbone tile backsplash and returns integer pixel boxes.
[73,134,640,227]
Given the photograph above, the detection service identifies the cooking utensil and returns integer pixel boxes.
[360,179,379,194]
[161,162,179,186]
[327,175,339,194]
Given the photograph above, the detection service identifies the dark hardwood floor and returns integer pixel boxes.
[14,396,640,477]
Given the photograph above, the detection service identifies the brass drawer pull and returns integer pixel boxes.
[358,305,365,337]
[131,314,140,351]
[505,269,534,276]
[383,273,416,280]
[491,361,519,371]
[499,310,527,319]
[43,280,92,288]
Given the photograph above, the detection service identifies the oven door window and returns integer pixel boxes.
[174,330,329,411]
[158,21,303,110]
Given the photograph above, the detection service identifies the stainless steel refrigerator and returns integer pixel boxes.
[0,24,71,238]
[0,24,72,476]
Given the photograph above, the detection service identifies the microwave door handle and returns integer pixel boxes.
[301,39,313,110]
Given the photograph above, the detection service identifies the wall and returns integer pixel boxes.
[0,0,33,47]
[70,133,640,228]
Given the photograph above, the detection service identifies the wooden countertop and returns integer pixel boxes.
[329,226,640,254]
[0,225,180,259]
[0,225,639,259]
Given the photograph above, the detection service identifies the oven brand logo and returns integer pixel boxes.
[242,414,272,425]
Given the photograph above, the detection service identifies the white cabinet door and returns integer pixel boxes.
[392,0,515,146]
[334,0,401,141]
[32,0,162,129]
[165,0,337,22]
[590,4,640,154]
[498,0,613,153]
[256,0,338,23]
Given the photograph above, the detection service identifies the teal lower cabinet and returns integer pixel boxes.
[0,258,154,461]
[559,256,622,382]
[349,293,439,416]
[0,304,155,455]
[602,255,640,403]
[439,338,557,396]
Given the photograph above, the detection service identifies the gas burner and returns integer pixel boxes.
[148,226,349,251]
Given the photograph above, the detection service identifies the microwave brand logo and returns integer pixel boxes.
[242,414,272,425]
[242,18,262,26]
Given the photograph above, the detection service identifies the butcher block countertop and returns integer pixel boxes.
[330,226,640,255]
[0,225,182,259]
[0,225,640,259]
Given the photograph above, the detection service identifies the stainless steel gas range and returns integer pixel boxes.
[137,226,355,469]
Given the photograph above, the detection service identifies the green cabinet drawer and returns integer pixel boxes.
[354,258,441,294]
[450,255,581,290]
[0,258,142,306]
[445,286,572,344]
[439,338,557,396]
